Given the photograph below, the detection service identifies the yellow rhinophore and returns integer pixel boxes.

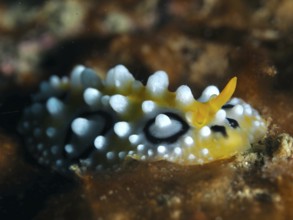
[186,77,237,128]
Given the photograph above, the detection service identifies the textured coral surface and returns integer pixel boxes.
[0,0,293,219]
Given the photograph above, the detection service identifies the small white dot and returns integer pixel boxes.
[155,114,172,128]
[157,145,167,154]
[146,71,169,95]
[148,149,154,157]
[244,106,252,115]
[55,159,63,167]
[71,118,90,136]
[109,94,128,113]
[94,136,106,150]
[105,65,134,89]
[201,148,209,156]
[198,85,220,102]
[114,122,131,137]
[214,109,226,123]
[83,88,101,106]
[174,147,182,155]
[184,136,194,146]
[232,104,244,115]
[199,126,211,137]
[118,151,126,159]
[175,85,194,105]
[46,127,56,138]
[46,97,64,116]
[188,154,196,160]
[70,65,85,85]
[253,121,261,127]
[141,100,156,113]
[49,75,61,88]
[128,150,134,155]
[106,151,115,160]
[129,134,140,144]
[137,144,145,151]
[81,68,101,87]
[65,144,74,154]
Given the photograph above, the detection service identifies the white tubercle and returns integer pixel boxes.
[105,65,134,90]
[244,104,253,115]
[46,127,56,138]
[70,65,86,86]
[65,144,74,154]
[199,126,211,137]
[49,75,61,88]
[118,151,127,159]
[83,88,101,106]
[71,117,91,136]
[155,114,172,128]
[106,151,115,160]
[230,104,244,117]
[114,121,131,137]
[201,148,209,156]
[146,71,169,96]
[198,85,220,102]
[184,136,194,146]
[129,134,140,145]
[81,68,101,87]
[109,94,129,114]
[228,97,242,105]
[46,97,64,116]
[157,145,167,154]
[213,109,226,124]
[137,144,145,151]
[176,85,194,105]
[174,147,182,155]
[141,100,156,113]
[94,135,106,150]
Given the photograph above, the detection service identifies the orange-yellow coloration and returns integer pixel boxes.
[185,77,237,128]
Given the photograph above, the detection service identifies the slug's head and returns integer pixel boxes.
[187,77,237,128]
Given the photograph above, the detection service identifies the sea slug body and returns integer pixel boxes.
[19,65,267,172]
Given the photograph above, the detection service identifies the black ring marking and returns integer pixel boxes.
[144,112,189,144]
[222,104,234,109]
[62,110,114,160]
[210,125,228,137]
[226,118,239,128]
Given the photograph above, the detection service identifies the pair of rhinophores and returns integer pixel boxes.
[19,64,267,173]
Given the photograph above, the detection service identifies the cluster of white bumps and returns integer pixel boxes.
[19,64,266,172]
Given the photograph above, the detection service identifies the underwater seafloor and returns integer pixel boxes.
[0,0,293,219]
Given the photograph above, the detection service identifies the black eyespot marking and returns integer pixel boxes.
[210,125,228,137]
[222,104,234,109]
[226,118,239,128]
[144,112,189,144]
[63,111,114,160]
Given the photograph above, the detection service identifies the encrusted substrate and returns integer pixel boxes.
[28,133,293,220]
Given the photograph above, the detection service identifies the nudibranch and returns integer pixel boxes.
[19,65,267,172]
